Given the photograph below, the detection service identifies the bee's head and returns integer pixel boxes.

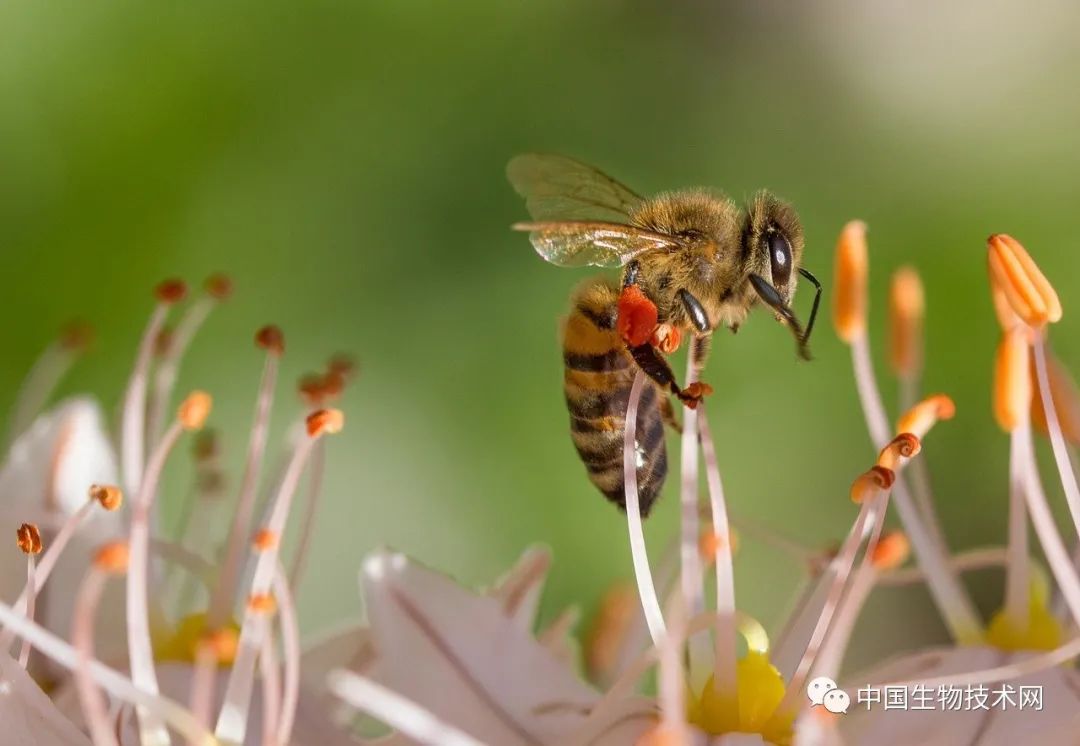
[743,190,804,308]
[743,191,819,360]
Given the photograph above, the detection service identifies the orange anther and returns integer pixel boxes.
[832,220,868,343]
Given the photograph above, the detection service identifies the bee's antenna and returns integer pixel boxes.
[798,267,823,348]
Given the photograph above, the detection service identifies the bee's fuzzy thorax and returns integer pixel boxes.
[629,189,740,243]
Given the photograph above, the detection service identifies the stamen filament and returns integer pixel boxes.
[0,596,216,746]
[147,295,216,448]
[190,642,219,739]
[328,670,484,746]
[1016,419,1080,625]
[1032,339,1080,546]
[216,410,335,743]
[209,339,281,628]
[622,371,665,646]
[849,338,981,643]
[0,500,95,654]
[5,337,79,449]
[74,567,121,746]
[698,411,737,699]
[129,416,193,746]
[259,627,282,746]
[288,438,325,591]
[679,346,707,688]
[1004,419,1031,629]
[18,553,37,668]
[274,563,301,746]
[878,546,1009,586]
[121,301,172,495]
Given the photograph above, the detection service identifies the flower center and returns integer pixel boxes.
[153,612,240,666]
[688,652,795,745]
[985,581,1063,652]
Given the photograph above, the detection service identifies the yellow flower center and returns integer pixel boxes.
[688,652,795,746]
[985,582,1063,652]
[153,612,240,666]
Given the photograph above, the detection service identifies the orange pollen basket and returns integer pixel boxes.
[616,285,659,347]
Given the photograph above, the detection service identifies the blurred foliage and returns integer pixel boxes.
[2,1,1079,668]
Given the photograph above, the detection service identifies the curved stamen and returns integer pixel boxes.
[622,371,665,646]
[679,343,707,686]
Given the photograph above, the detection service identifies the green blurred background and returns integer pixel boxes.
[2,1,1079,670]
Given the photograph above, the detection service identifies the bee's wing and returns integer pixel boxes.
[513,221,682,268]
[507,153,644,222]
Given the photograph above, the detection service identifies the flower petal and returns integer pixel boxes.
[841,646,1080,745]
[0,653,90,745]
[361,550,606,745]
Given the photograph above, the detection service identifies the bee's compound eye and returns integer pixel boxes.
[767,231,792,287]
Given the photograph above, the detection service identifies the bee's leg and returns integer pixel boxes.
[749,273,811,361]
[677,289,711,333]
[660,395,681,431]
[628,343,712,409]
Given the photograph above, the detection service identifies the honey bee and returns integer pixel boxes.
[507,154,821,516]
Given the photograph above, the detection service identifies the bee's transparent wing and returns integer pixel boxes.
[513,221,681,268]
[507,153,644,223]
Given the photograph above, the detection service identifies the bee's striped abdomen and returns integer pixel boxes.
[562,279,667,516]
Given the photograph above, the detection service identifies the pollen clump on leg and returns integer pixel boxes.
[616,285,659,347]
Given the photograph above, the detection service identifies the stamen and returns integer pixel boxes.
[1015,418,1080,626]
[678,343,707,687]
[16,523,42,669]
[259,627,282,745]
[0,591,215,745]
[90,483,124,511]
[1031,346,1080,444]
[74,544,129,746]
[208,326,283,630]
[288,438,326,591]
[1032,339,1080,564]
[871,530,911,570]
[621,371,666,646]
[215,410,342,743]
[995,329,1032,433]
[128,392,209,746]
[0,489,104,654]
[328,670,484,746]
[876,433,921,471]
[896,394,955,439]
[986,234,1062,327]
[122,280,186,495]
[189,639,220,735]
[779,467,893,714]
[878,546,1009,586]
[147,274,232,447]
[697,411,738,699]
[274,563,301,746]
[656,597,689,741]
[4,321,91,448]
[832,220,868,343]
[888,266,924,383]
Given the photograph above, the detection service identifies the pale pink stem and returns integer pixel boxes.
[621,371,665,645]
[679,346,707,686]
[5,342,74,448]
[73,569,119,746]
[1033,339,1080,541]
[121,303,170,496]
[1004,422,1031,628]
[147,298,213,447]
[328,670,484,746]
[808,561,876,680]
[697,410,737,698]
[878,546,1009,586]
[274,563,301,746]
[209,353,279,628]
[17,555,36,668]
[0,595,213,744]
[779,492,884,714]
[127,420,184,746]
[899,376,949,548]
[850,335,982,643]
[189,643,218,740]
[215,430,316,743]
[657,597,687,737]
[0,500,94,653]
[288,438,325,591]
[260,623,282,746]
[1017,419,1080,625]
